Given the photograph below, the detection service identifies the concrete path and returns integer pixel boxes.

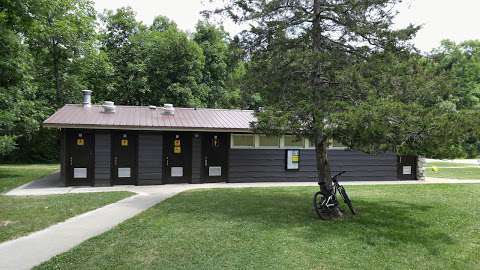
[2,174,480,270]
[0,186,190,270]
[6,173,480,197]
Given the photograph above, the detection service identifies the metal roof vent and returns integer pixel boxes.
[82,90,92,108]
[102,101,116,113]
[163,104,175,115]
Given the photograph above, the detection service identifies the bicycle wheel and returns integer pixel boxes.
[338,186,356,215]
[313,191,328,219]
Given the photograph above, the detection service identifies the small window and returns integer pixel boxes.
[258,135,280,147]
[231,134,255,148]
[284,135,304,148]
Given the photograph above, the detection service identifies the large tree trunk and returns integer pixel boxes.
[315,135,343,219]
[312,0,343,219]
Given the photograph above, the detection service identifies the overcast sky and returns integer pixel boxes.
[93,0,480,52]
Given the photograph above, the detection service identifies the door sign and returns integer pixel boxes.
[212,135,220,148]
[174,135,182,154]
[77,133,84,146]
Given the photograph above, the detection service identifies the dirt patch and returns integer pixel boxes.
[0,220,17,227]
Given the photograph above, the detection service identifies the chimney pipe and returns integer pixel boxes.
[82,90,92,108]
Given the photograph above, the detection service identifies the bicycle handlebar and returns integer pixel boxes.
[331,171,347,182]
[317,171,347,186]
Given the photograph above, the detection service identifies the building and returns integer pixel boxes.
[43,90,418,186]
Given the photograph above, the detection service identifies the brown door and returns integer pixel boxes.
[66,130,94,186]
[163,133,192,183]
[112,131,138,185]
[201,133,228,182]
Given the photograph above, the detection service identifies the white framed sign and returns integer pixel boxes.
[73,168,87,178]
[402,166,412,175]
[118,168,131,178]
[286,150,300,170]
[171,167,183,177]
[209,166,222,176]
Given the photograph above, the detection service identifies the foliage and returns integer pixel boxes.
[214,0,479,170]
[1,0,479,164]
[0,0,48,155]
[0,4,245,161]
[27,0,97,106]
[213,0,420,199]
[146,24,206,107]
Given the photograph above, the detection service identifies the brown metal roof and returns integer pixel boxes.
[43,104,256,132]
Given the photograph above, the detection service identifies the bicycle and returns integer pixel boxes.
[313,171,356,219]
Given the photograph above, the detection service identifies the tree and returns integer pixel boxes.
[428,40,480,157]
[28,0,96,107]
[194,21,230,107]
[430,40,480,110]
[0,0,48,156]
[99,7,150,105]
[151,15,178,32]
[146,23,206,107]
[211,0,466,218]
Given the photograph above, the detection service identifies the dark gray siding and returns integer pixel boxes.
[59,129,66,186]
[138,134,163,185]
[94,133,111,186]
[191,135,202,183]
[228,149,398,182]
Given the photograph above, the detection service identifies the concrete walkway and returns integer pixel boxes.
[6,173,480,197]
[0,185,190,270]
[2,174,480,270]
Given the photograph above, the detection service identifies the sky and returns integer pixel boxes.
[93,0,480,52]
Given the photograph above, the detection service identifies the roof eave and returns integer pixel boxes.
[42,123,254,133]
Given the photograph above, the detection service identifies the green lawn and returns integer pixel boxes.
[0,164,59,193]
[425,161,476,168]
[36,185,480,270]
[0,192,132,242]
[426,167,480,179]
[0,164,133,243]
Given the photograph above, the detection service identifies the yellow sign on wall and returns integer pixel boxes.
[77,139,84,146]
[121,139,129,146]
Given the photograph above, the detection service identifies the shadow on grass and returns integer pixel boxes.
[173,188,454,254]
[0,171,22,180]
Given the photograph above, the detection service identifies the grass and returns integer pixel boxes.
[0,164,59,193]
[36,185,480,270]
[426,162,476,168]
[0,164,133,242]
[425,162,480,179]
[426,167,480,179]
[0,192,132,242]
